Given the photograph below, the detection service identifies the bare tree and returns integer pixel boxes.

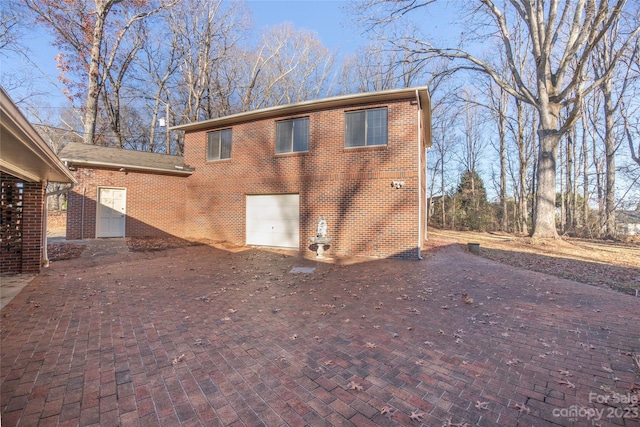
[0,0,21,53]
[24,0,174,145]
[428,99,459,227]
[168,0,248,122]
[505,97,536,234]
[457,88,487,177]
[239,23,335,111]
[356,0,639,238]
[483,79,509,230]
[591,21,637,237]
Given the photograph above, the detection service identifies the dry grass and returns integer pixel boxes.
[427,229,640,295]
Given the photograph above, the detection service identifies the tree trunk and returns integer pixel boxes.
[566,131,574,231]
[593,135,605,237]
[499,108,507,232]
[602,78,616,238]
[559,144,565,234]
[440,159,445,227]
[516,100,529,235]
[82,10,107,145]
[532,128,560,238]
[582,118,590,235]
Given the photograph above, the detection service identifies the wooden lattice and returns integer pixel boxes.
[1,178,24,255]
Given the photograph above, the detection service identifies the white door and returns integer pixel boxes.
[246,194,299,248]
[97,188,126,238]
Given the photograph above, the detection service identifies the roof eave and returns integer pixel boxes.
[1,87,77,184]
[171,86,430,132]
[61,158,194,176]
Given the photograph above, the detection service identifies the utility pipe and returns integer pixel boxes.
[416,89,423,260]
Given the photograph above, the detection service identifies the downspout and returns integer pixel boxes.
[416,90,423,260]
[42,180,49,267]
[425,147,428,241]
[81,187,86,240]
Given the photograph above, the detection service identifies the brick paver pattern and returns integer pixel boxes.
[1,242,639,426]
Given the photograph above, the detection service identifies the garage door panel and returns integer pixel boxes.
[246,195,299,248]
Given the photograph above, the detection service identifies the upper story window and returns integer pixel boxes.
[276,117,309,154]
[207,129,232,161]
[345,107,388,147]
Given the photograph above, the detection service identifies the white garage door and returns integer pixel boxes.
[246,194,299,248]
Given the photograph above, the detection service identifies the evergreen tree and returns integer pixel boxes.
[455,170,492,231]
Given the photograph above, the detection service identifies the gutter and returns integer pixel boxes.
[62,159,194,176]
[171,86,430,132]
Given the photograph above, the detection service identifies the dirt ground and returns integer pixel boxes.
[46,212,640,295]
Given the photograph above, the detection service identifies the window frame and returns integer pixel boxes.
[344,107,388,148]
[206,128,232,161]
[276,117,310,154]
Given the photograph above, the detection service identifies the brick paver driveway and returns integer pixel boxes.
[1,240,639,426]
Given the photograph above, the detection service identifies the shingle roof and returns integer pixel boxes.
[58,142,193,175]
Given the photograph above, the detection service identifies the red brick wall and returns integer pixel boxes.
[66,167,187,239]
[0,172,44,273]
[183,98,423,259]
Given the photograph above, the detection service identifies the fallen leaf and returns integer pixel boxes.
[380,406,395,417]
[347,380,363,391]
[410,410,424,422]
[512,402,530,414]
[559,379,575,389]
[475,401,489,410]
[172,354,186,365]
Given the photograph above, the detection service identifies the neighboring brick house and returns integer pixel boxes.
[173,87,431,259]
[1,87,76,274]
[58,143,193,240]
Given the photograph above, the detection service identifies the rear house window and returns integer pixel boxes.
[207,129,232,160]
[276,117,309,153]
[345,107,387,147]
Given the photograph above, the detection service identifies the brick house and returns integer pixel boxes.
[62,87,431,259]
[174,86,431,259]
[0,87,76,274]
[58,143,193,240]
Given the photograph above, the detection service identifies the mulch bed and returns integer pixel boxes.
[47,243,85,261]
[126,237,204,252]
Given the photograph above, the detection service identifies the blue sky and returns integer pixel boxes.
[3,0,365,111]
[248,0,364,54]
